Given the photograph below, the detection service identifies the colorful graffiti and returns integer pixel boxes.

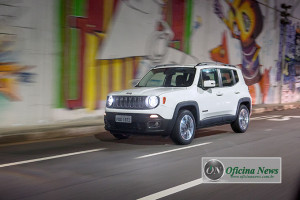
[58,0,300,110]
[277,22,300,103]
[0,3,34,102]
[213,0,271,103]
[210,31,230,64]
[0,63,33,101]
[58,0,119,110]
[58,0,198,110]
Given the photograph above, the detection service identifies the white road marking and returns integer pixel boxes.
[135,142,211,159]
[0,148,106,168]
[137,178,203,200]
[267,116,300,121]
[251,115,300,121]
[251,115,282,120]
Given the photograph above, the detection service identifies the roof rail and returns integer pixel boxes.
[196,62,236,68]
[196,62,220,66]
[224,64,236,68]
[154,64,178,68]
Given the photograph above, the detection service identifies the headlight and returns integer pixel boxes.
[145,96,159,108]
[107,96,114,107]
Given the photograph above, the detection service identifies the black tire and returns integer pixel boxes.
[110,131,130,140]
[171,110,196,145]
[231,105,250,133]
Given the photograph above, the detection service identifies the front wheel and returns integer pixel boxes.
[110,131,130,140]
[231,105,250,133]
[171,110,196,145]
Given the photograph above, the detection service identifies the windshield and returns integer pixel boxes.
[136,67,196,87]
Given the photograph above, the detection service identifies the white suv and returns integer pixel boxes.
[105,62,251,145]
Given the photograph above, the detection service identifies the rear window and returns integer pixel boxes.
[233,70,239,83]
[220,68,234,87]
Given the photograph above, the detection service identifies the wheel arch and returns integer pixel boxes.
[236,97,252,117]
[167,101,200,134]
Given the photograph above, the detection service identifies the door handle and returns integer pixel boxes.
[235,91,240,94]
[216,92,223,96]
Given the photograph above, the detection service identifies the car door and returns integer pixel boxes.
[196,68,226,121]
[218,68,239,116]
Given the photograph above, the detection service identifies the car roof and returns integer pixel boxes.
[195,62,236,68]
[154,62,237,69]
[154,64,195,69]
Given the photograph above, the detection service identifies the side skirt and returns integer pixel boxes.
[198,115,236,128]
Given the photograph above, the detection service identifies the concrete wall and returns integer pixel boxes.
[0,0,57,126]
[0,0,299,127]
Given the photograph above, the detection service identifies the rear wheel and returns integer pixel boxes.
[231,105,249,133]
[171,110,195,145]
[110,131,130,140]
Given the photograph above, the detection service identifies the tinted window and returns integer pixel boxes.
[137,67,196,87]
[198,68,219,88]
[220,68,234,87]
[143,71,166,87]
[233,70,239,83]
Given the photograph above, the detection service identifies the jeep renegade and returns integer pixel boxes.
[105,62,251,145]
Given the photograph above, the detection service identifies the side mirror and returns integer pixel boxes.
[203,80,216,88]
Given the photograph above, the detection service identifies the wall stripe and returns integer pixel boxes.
[56,0,65,108]
[99,59,109,101]
[103,0,114,32]
[69,28,79,99]
[184,0,193,54]
[125,57,134,89]
[112,59,122,92]
[87,0,104,30]
[108,60,113,93]
[69,0,86,100]
[57,0,69,108]
[121,59,126,90]
[95,60,101,107]
[84,33,98,111]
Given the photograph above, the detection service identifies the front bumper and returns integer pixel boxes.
[104,112,172,135]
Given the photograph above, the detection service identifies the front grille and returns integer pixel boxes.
[110,96,147,109]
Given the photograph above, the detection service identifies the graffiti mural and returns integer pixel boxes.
[213,0,271,104]
[277,22,300,103]
[58,0,300,112]
[214,0,263,84]
[58,0,199,110]
[210,31,230,64]
[0,2,34,102]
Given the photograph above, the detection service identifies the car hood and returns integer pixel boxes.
[109,87,187,96]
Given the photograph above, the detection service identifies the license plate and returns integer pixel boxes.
[115,115,132,123]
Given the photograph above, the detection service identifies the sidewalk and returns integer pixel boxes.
[0,102,299,145]
[0,117,105,145]
[251,102,300,114]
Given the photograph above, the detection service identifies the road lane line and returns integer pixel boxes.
[0,148,106,168]
[137,178,203,200]
[135,142,211,159]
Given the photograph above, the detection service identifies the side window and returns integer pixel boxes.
[233,70,239,83]
[220,68,234,87]
[198,68,219,88]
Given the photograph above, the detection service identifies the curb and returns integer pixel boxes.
[0,102,299,145]
[251,102,300,114]
[0,126,105,145]
[0,117,105,145]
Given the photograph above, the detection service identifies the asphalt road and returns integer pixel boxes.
[0,109,300,200]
